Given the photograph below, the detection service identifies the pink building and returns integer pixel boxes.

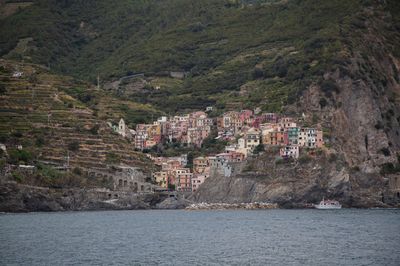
[316,130,324,148]
[239,109,253,122]
[175,168,193,192]
[191,174,208,192]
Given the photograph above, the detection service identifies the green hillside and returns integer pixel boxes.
[1,0,399,114]
[0,59,156,188]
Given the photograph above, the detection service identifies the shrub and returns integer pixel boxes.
[299,155,312,164]
[312,114,318,124]
[89,124,100,135]
[319,98,328,108]
[328,153,337,163]
[78,93,92,103]
[106,152,120,164]
[275,157,285,164]
[35,136,45,147]
[8,149,32,164]
[320,80,339,97]
[12,131,23,138]
[252,67,264,79]
[380,147,391,157]
[37,164,63,185]
[253,144,264,154]
[380,163,400,175]
[0,84,6,95]
[374,121,384,130]
[67,141,80,151]
[12,171,24,182]
[72,167,83,175]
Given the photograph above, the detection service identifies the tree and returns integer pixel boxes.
[0,84,6,95]
[67,141,80,151]
[253,144,264,154]
[8,149,32,164]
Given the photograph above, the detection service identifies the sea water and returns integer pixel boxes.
[0,209,399,265]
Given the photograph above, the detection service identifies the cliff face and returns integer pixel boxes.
[192,3,400,207]
[0,181,190,212]
[191,151,398,208]
[300,3,400,173]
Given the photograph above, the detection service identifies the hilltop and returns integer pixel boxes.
[1,0,395,114]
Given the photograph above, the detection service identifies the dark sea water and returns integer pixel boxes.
[0,209,399,266]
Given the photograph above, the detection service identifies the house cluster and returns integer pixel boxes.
[150,154,195,192]
[151,152,246,193]
[111,111,213,150]
[113,107,325,192]
[217,110,324,159]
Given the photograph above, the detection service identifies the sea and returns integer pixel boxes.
[0,209,399,265]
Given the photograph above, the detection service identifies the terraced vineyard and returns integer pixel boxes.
[0,59,155,178]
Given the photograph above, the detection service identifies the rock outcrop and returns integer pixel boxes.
[0,181,184,212]
[191,152,399,208]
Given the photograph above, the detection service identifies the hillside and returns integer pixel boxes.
[0,59,156,190]
[192,0,400,207]
[0,0,385,114]
[0,0,400,208]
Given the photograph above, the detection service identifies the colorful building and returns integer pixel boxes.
[191,174,208,192]
[280,145,299,159]
[153,171,169,188]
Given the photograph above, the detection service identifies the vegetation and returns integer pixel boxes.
[106,152,121,164]
[298,155,312,164]
[0,0,376,114]
[8,149,32,164]
[67,141,80,152]
[380,162,400,175]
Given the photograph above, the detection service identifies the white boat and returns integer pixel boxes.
[315,197,342,209]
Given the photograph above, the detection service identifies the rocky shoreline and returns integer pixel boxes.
[1,180,399,213]
[0,181,192,212]
[186,202,279,210]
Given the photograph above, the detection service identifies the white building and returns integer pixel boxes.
[118,118,127,137]
[280,146,299,159]
[298,128,317,148]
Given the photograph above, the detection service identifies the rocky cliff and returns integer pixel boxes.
[0,181,191,212]
[191,151,399,208]
[299,2,400,173]
[192,3,400,208]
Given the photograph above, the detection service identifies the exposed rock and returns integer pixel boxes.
[0,181,172,212]
[156,197,192,209]
[186,202,278,210]
[191,151,400,208]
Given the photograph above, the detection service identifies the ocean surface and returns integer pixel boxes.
[0,209,399,266]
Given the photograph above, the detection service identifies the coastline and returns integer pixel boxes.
[1,181,399,213]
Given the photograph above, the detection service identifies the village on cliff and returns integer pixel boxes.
[110,107,325,193]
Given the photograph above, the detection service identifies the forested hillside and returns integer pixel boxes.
[3,0,398,115]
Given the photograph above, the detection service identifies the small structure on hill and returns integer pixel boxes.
[118,118,127,137]
[108,118,135,139]
[12,71,23,78]
[0,143,6,152]
[206,106,213,112]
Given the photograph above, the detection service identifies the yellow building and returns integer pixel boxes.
[153,171,168,188]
